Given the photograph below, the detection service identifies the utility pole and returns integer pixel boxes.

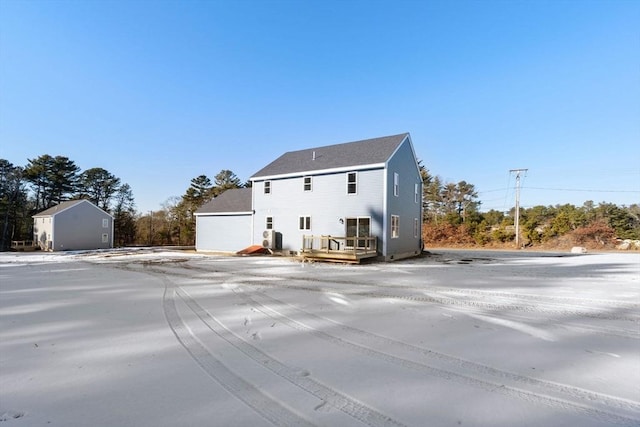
[509,169,528,248]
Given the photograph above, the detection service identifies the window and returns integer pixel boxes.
[303,176,312,192]
[102,218,109,228]
[347,172,357,194]
[266,216,273,230]
[415,183,420,203]
[391,215,399,238]
[264,181,271,194]
[102,233,109,243]
[299,216,311,230]
[394,173,399,197]
[414,218,419,238]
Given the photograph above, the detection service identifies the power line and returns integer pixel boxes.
[524,187,640,193]
[478,187,640,194]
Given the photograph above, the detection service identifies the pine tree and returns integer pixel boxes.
[78,167,121,211]
[0,160,28,250]
[213,169,241,197]
[112,184,137,246]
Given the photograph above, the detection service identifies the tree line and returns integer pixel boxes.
[137,171,243,246]
[419,164,640,249]
[1,154,637,251]
[0,153,246,250]
[0,155,137,250]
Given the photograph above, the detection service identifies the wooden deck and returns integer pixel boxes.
[300,235,378,263]
[11,241,38,252]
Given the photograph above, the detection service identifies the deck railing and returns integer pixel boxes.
[11,240,37,251]
[301,235,377,256]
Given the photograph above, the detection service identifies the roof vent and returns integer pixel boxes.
[312,151,316,161]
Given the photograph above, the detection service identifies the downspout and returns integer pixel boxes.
[50,216,54,251]
[251,180,255,246]
[419,180,424,252]
[382,164,388,258]
[111,216,114,248]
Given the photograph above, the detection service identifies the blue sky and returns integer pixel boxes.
[1,0,638,214]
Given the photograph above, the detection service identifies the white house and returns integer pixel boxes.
[33,199,114,251]
[195,133,423,261]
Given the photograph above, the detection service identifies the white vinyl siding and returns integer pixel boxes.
[391,215,399,238]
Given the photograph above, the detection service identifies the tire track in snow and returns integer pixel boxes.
[248,279,638,323]
[131,261,639,425]
[174,286,407,427]
[232,285,640,426]
[425,286,639,311]
[175,261,639,322]
[148,264,408,427]
[178,261,640,338]
[161,276,316,427]
[245,288,640,414]
[141,260,638,339]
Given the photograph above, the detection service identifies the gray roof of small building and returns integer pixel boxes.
[195,187,252,215]
[33,199,98,217]
[250,133,409,179]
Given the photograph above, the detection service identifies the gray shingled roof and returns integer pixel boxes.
[195,187,252,214]
[33,199,88,217]
[250,133,409,179]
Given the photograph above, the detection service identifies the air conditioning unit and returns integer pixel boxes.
[262,230,275,249]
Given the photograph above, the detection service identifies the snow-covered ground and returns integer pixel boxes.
[1,248,639,427]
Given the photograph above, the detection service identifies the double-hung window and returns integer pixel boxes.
[347,172,357,194]
[303,176,312,192]
[299,216,311,230]
[414,183,420,203]
[391,215,400,238]
[264,181,271,194]
[266,217,273,230]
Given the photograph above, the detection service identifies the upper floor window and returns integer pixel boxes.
[264,181,271,194]
[299,216,311,230]
[394,173,399,197]
[347,172,357,194]
[303,176,312,192]
[102,218,109,228]
[391,215,399,238]
[266,216,273,230]
[414,183,420,203]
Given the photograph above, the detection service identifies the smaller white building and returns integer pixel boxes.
[194,187,253,253]
[33,200,114,251]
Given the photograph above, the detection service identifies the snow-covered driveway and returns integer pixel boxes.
[1,249,638,426]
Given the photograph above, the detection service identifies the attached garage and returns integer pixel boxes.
[194,188,253,253]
